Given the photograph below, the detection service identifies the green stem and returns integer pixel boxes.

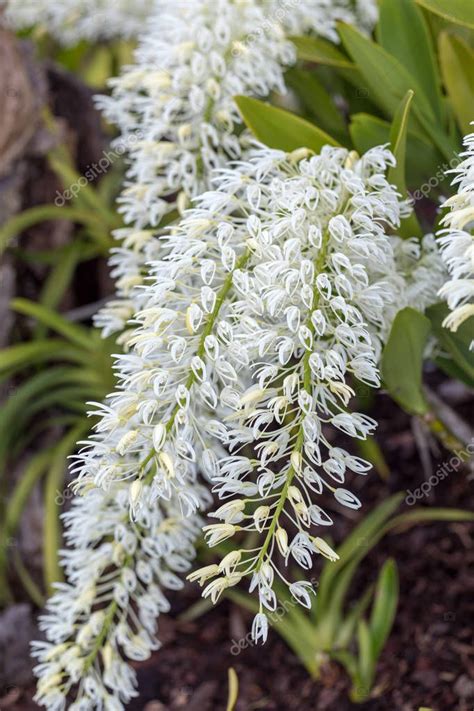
[255,227,333,571]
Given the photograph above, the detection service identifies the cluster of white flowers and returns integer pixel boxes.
[4,0,151,44]
[33,485,202,711]
[180,144,415,637]
[437,128,474,346]
[34,142,442,709]
[94,0,380,339]
[269,0,378,40]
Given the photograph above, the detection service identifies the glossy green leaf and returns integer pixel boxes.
[378,0,443,121]
[439,32,474,134]
[290,35,355,68]
[234,96,339,152]
[415,0,474,29]
[381,307,431,415]
[338,23,435,122]
[285,67,347,139]
[349,113,440,188]
[369,559,399,659]
[338,23,455,161]
[427,303,474,383]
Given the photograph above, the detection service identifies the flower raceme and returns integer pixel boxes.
[437,127,474,346]
[183,144,410,637]
[33,142,437,708]
[94,0,380,339]
[95,0,295,338]
[32,485,203,711]
[5,0,151,44]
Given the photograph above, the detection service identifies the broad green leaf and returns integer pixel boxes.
[381,307,431,415]
[290,35,355,68]
[234,96,339,152]
[11,298,93,351]
[439,32,474,134]
[415,0,474,29]
[426,303,474,383]
[285,67,347,140]
[378,0,443,121]
[388,90,423,237]
[338,23,454,161]
[338,23,435,122]
[349,113,440,186]
[369,559,399,659]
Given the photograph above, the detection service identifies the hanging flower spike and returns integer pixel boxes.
[437,128,474,347]
[188,144,408,641]
[267,0,379,40]
[94,0,296,338]
[32,485,202,711]
[5,0,151,44]
[98,0,294,228]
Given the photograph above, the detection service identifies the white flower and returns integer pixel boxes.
[268,0,378,40]
[5,0,151,44]
[186,143,408,633]
[437,128,474,346]
[32,484,202,710]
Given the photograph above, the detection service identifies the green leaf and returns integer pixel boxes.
[11,298,93,351]
[381,307,431,415]
[349,113,440,186]
[415,0,474,29]
[338,22,454,161]
[356,437,390,480]
[0,205,105,256]
[44,424,86,593]
[285,67,347,140]
[0,340,67,374]
[338,22,435,122]
[317,494,404,613]
[353,620,374,699]
[290,35,355,69]
[427,303,474,383]
[234,96,339,152]
[439,32,474,134]
[369,559,399,659]
[388,91,423,237]
[378,0,444,121]
[39,242,82,313]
